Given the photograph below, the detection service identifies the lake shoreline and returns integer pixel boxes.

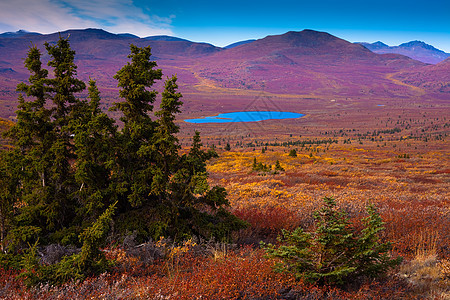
[184,111,304,123]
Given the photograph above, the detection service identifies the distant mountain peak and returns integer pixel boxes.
[144,35,191,42]
[398,40,441,51]
[260,29,346,49]
[399,40,426,47]
[68,28,115,36]
[0,29,42,37]
[51,28,136,41]
[282,29,334,39]
[117,33,139,38]
[358,40,449,64]
[373,41,389,47]
[358,41,389,51]
[224,39,256,49]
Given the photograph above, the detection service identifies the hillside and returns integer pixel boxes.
[194,30,426,96]
[393,58,450,93]
[0,28,222,117]
[0,28,448,119]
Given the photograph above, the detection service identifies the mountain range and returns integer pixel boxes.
[0,28,448,118]
[358,41,450,64]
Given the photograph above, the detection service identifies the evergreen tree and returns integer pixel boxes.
[0,151,21,251]
[168,131,244,240]
[45,37,86,126]
[6,45,52,189]
[113,45,162,123]
[274,160,284,171]
[3,37,89,247]
[112,45,244,240]
[288,149,297,157]
[72,79,117,225]
[150,75,183,197]
[353,204,402,277]
[0,40,245,283]
[3,46,55,248]
[43,36,86,234]
[262,197,401,285]
[111,44,162,209]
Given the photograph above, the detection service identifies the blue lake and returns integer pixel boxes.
[184,111,304,124]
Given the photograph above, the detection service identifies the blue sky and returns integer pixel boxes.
[0,0,449,51]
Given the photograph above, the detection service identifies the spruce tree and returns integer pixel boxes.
[148,76,183,198]
[262,197,401,285]
[112,45,245,240]
[111,44,162,209]
[154,76,183,174]
[45,37,86,126]
[4,37,89,247]
[167,131,245,240]
[42,36,86,233]
[0,151,21,251]
[72,79,117,224]
[3,46,55,248]
[1,40,245,278]
[274,160,284,171]
[288,149,297,157]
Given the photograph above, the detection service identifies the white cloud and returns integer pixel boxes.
[0,0,173,36]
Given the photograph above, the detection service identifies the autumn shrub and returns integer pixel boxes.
[139,247,295,299]
[380,200,449,258]
[262,197,402,285]
[233,205,302,244]
[0,248,414,300]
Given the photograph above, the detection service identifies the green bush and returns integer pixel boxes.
[288,149,297,157]
[252,157,271,173]
[262,197,402,285]
[16,202,116,286]
[274,160,284,172]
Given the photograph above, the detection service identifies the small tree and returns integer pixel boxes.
[262,197,401,285]
[288,149,297,157]
[274,160,284,172]
[252,157,271,173]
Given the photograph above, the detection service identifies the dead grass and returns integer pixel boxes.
[399,255,450,299]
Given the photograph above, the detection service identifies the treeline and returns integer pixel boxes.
[241,138,338,148]
[0,36,244,282]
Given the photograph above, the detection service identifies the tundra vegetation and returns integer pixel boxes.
[0,36,448,299]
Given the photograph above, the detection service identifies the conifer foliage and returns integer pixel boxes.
[262,197,402,285]
[0,36,244,282]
